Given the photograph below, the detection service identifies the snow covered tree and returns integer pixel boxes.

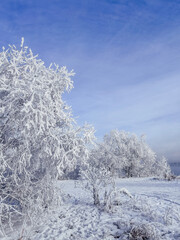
[153,156,172,179]
[93,130,172,179]
[95,130,157,178]
[0,39,94,236]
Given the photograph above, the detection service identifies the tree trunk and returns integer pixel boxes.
[93,187,100,205]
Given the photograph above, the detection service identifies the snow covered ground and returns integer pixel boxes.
[3,178,180,240]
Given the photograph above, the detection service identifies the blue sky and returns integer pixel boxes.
[0,0,180,162]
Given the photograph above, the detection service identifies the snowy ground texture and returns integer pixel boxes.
[3,178,180,240]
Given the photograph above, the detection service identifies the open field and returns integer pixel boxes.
[4,177,179,240]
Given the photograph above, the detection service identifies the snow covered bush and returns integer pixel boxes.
[128,223,160,240]
[57,124,96,180]
[0,39,94,237]
[113,219,161,239]
[80,145,115,208]
[79,144,133,212]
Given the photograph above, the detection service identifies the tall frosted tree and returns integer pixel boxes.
[0,39,94,236]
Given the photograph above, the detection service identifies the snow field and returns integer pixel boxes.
[28,178,180,240]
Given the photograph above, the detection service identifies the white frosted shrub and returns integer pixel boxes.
[0,39,94,237]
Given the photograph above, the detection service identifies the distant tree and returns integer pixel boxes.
[0,39,94,236]
[94,130,157,178]
[153,156,172,179]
